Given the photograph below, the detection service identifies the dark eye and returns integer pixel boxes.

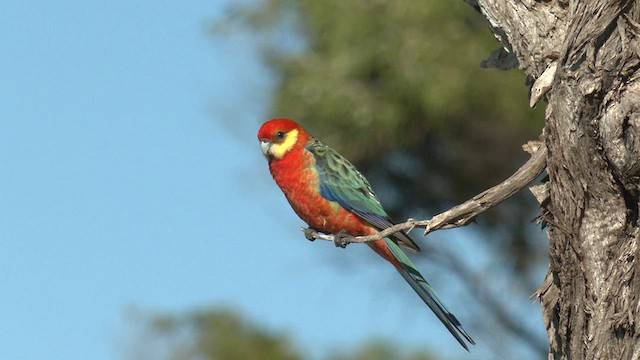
[275,131,285,140]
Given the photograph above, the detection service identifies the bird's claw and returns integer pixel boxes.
[302,227,318,241]
[302,227,352,248]
[333,230,352,249]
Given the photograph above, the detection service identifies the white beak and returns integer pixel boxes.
[260,140,271,157]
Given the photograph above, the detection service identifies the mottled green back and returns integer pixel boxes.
[307,139,385,215]
[307,138,419,252]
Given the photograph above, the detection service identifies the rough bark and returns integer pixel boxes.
[471,0,640,358]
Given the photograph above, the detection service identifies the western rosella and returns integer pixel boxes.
[258,118,475,351]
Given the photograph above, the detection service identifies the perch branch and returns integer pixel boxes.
[302,144,547,246]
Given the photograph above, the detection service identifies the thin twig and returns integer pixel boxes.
[302,145,547,245]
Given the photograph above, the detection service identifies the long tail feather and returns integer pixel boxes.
[385,238,475,351]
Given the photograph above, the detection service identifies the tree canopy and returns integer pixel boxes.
[129,308,437,360]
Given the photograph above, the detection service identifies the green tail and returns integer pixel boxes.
[385,238,475,351]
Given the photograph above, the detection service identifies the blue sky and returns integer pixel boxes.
[0,2,544,359]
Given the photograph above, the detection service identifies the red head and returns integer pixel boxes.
[258,118,310,160]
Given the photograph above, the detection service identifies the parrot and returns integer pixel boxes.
[258,118,475,351]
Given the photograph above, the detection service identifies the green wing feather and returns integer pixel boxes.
[307,139,420,252]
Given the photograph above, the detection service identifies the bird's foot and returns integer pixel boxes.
[302,227,318,241]
[333,230,352,249]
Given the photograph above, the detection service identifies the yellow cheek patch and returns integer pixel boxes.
[270,129,299,159]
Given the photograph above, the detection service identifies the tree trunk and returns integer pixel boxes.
[472,0,640,358]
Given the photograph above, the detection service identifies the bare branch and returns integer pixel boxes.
[301,145,547,246]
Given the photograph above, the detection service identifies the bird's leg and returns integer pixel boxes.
[333,229,352,249]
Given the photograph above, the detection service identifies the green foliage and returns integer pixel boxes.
[132,308,438,360]
[134,308,301,360]
[328,341,436,360]
[222,0,542,166]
